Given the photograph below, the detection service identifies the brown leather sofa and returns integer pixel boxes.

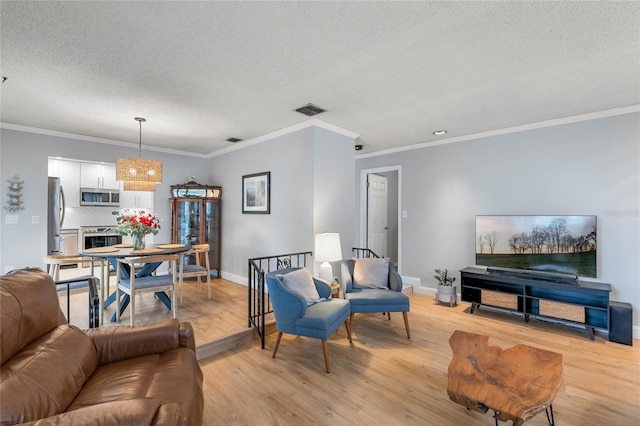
[0,269,204,425]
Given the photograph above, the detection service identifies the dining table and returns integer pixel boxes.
[81,242,191,324]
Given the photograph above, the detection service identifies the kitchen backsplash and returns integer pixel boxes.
[62,206,118,229]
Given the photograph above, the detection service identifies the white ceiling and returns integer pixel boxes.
[1,1,639,156]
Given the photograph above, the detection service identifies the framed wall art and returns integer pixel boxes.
[242,171,270,214]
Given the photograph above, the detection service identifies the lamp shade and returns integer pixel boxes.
[116,157,162,183]
[123,180,156,191]
[314,233,343,262]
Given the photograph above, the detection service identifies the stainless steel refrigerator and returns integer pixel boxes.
[47,177,65,255]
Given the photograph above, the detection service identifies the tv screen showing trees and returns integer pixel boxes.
[475,215,597,278]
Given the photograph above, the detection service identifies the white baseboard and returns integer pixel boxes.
[402,275,439,297]
[220,270,247,286]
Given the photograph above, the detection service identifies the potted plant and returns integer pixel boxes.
[434,268,457,307]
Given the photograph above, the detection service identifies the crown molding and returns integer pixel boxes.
[356,104,640,159]
[0,122,205,158]
[206,118,359,158]
[1,118,359,159]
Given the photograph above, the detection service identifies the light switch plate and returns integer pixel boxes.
[5,215,18,224]
[32,215,40,224]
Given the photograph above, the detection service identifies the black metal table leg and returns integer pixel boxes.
[545,404,555,426]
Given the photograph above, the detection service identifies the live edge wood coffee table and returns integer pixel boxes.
[447,330,563,426]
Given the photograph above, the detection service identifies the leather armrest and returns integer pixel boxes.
[86,318,180,365]
[152,403,181,426]
[179,321,196,351]
[21,398,167,425]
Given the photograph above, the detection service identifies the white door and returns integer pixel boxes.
[367,174,388,257]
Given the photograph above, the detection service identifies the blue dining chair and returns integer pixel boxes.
[265,268,352,373]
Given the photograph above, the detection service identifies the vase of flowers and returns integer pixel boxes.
[112,209,160,250]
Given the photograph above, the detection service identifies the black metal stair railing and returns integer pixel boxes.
[247,251,313,348]
[352,247,380,258]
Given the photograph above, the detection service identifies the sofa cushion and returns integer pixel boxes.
[352,258,390,289]
[1,269,65,365]
[68,348,203,426]
[0,325,98,425]
[21,398,165,426]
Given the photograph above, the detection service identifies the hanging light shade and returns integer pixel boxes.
[123,180,156,191]
[116,117,162,189]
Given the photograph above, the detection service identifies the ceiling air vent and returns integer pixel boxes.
[226,137,242,143]
[295,103,326,116]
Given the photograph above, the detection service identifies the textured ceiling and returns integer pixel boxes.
[1,1,639,156]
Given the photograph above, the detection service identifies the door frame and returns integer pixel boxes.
[359,165,402,273]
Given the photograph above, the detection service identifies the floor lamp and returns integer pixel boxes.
[314,233,342,282]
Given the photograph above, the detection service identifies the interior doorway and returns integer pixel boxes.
[359,166,401,272]
[367,174,388,257]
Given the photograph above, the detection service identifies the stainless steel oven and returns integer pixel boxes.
[81,226,122,266]
[81,227,122,249]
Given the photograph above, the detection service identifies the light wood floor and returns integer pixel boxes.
[198,293,639,425]
[59,269,639,425]
[59,267,265,348]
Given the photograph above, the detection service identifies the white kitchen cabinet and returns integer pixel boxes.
[80,163,118,189]
[119,186,154,210]
[48,159,81,207]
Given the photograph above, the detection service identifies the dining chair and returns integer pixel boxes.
[115,254,178,326]
[176,243,212,305]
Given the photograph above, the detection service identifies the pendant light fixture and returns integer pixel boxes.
[123,181,156,191]
[116,117,162,191]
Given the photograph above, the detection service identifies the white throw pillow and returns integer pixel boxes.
[280,268,322,305]
[353,258,390,289]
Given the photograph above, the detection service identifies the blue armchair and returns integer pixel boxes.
[266,268,352,373]
[340,258,410,338]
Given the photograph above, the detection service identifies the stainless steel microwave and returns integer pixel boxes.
[80,188,120,206]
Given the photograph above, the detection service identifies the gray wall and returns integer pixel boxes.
[0,123,356,282]
[0,128,208,271]
[207,125,356,281]
[356,112,640,329]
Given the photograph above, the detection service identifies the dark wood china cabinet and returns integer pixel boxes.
[170,180,221,277]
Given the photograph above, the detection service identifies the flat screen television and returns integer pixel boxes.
[475,215,597,279]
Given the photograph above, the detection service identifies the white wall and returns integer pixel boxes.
[0,128,209,271]
[207,124,357,281]
[356,112,640,329]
